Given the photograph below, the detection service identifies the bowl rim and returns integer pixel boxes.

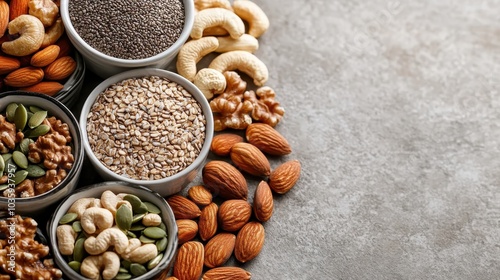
[59,0,195,66]
[79,68,214,185]
[0,91,84,202]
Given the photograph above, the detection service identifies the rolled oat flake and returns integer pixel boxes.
[68,0,185,59]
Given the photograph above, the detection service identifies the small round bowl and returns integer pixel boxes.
[47,181,178,280]
[0,92,84,215]
[59,0,194,78]
[79,68,213,197]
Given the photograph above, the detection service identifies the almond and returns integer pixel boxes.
[204,233,236,268]
[202,267,251,280]
[0,56,21,75]
[210,133,243,156]
[218,199,251,232]
[0,1,9,36]
[187,185,212,207]
[246,123,292,156]
[20,81,63,96]
[166,195,201,219]
[269,159,301,194]
[253,180,274,222]
[176,219,199,245]
[230,142,270,176]
[9,0,30,21]
[202,160,248,200]
[31,45,61,67]
[234,221,265,263]
[173,241,204,280]
[4,66,44,87]
[198,202,218,241]
[44,56,76,80]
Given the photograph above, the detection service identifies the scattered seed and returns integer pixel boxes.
[28,110,47,129]
[59,212,78,224]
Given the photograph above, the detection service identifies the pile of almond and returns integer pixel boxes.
[0,0,77,96]
[165,123,301,280]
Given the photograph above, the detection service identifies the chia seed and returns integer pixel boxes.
[68,0,185,60]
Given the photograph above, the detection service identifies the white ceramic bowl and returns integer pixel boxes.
[79,68,214,197]
[0,92,84,215]
[59,0,194,78]
[47,181,178,280]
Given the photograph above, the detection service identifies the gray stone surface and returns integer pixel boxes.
[74,0,500,279]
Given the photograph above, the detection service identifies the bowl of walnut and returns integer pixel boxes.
[0,91,84,215]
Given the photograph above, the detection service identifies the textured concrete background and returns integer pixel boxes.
[74,0,500,279]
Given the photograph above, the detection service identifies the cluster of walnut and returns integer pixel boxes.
[0,215,62,280]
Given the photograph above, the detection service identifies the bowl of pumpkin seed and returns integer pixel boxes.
[0,91,84,215]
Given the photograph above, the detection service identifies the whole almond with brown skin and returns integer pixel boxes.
[218,199,252,232]
[9,0,30,21]
[235,221,265,263]
[204,232,236,268]
[198,202,218,241]
[31,45,60,67]
[269,159,301,194]
[202,267,251,280]
[187,185,212,207]
[167,195,201,219]
[210,133,243,156]
[253,180,274,222]
[0,56,21,75]
[246,123,292,156]
[0,1,9,36]
[173,241,204,280]
[44,56,76,80]
[230,142,270,176]
[176,219,199,245]
[4,66,44,87]
[21,81,63,96]
[202,160,248,200]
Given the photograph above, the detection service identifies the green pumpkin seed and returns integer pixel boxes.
[59,212,78,224]
[130,224,146,232]
[27,124,50,138]
[121,260,131,270]
[130,263,147,276]
[13,170,28,185]
[132,213,146,224]
[19,138,34,155]
[28,110,47,129]
[0,184,8,191]
[29,105,43,113]
[114,273,132,280]
[135,202,149,214]
[1,153,12,163]
[12,151,28,169]
[143,201,161,214]
[26,164,45,177]
[68,261,81,272]
[118,267,128,274]
[123,194,142,212]
[139,235,156,244]
[126,230,137,239]
[116,204,133,231]
[6,103,18,122]
[0,155,4,175]
[73,237,85,263]
[27,111,33,120]
[143,227,166,239]
[158,222,166,232]
[155,236,168,253]
[14,104,27,131]
[72,221,82,233]
[147,253,163,270]
[5,158,17,173]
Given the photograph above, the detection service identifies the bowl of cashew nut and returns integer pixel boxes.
[47,181,178,280]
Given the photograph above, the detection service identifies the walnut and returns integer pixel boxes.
[244,86,285,127]
[210,71,254,131]
[28,131,74,170]
[34,169,67,195]
[10,179,35,198]
[0,115,17,153]
[44,116,72,143]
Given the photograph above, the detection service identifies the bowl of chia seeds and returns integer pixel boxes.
[79,68,214,197]
[59,0,194,78]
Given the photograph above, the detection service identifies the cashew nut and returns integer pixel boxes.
[142,213,162,227]
[123,243,158,264]
[121,238,142,257]
[84,228,129,255]
[41,17,64,48]
[191,8,245,39]
[203,26,229,36]
[56,224,77,255]
[1,14,45,56]
[209,51,269,86]
[233,0,270,38]
[29,0,59,27]
[216,34,259,53]
[176,37,219,81]
[68,198,101,219]
[80,251,120,280]
[81,207,114,234]
[195,0,232,11]
[194,68,226,99]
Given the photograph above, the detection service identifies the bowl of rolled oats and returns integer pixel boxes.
[0,92,84,215]
[79,68,214,197]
